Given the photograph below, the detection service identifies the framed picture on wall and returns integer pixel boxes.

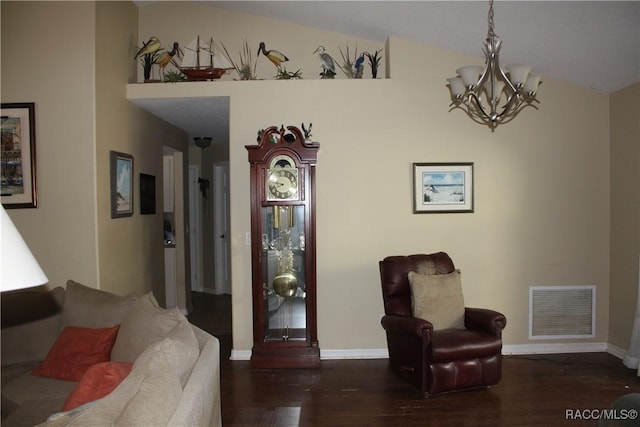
[110,151,134,218]
[413,163,474,213]
[139,173,156,215]
[1,103,38,208]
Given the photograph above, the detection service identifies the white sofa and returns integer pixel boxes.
[1,281,221,427]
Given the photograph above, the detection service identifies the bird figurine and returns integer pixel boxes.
[134,36,161,60]
[154,42,181,80]
[302,123,313,140]
[354,53,366,79]
[257,42,289,69]
[313,46,336,78]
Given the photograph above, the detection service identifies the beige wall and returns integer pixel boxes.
[136,2,613,353]
[2,1,188,302]
[1,1,99,288]
[95,1,187,298]
[609,82,640,350]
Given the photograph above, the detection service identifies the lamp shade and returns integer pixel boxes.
[1,206,48,291]
[484,79,505,102]
[456,66,483,88]
[447,77,466,98]
[524,74,542,95]
[506,64,532,86]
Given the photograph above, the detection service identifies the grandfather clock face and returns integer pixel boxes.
[266,155,299,201]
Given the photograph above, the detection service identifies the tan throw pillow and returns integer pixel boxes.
[111,293,199,384]
[131,321,199,387]
[60,280,138,331]
[408,270,465,330]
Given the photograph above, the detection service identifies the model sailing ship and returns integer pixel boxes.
[179,36,233,81]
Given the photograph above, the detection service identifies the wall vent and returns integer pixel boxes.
[529,286,595,339]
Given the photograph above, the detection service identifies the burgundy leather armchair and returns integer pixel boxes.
[379,252,506,395]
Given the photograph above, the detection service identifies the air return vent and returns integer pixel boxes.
[529,286,595,339]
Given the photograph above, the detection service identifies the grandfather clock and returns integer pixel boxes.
[246,124,320,368]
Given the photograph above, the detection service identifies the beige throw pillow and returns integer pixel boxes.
[60,280,138,331]
[111,293,183,363]
[408,270,465,330]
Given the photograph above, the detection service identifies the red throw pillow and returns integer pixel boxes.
[32,325,120,381]
[62,361,133,411]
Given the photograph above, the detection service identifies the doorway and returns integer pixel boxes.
[188,165,202,293]
[162,148,186,311]
[213,162,231,295]
[187,160,232,359]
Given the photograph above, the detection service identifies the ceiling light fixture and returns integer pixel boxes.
[193,137,212,149]
[446,0,542,130]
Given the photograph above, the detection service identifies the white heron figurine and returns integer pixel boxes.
[313,46,336,79]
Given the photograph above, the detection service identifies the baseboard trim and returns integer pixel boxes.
[502,342,608,355]
[607,343,627,360]
[230,342,621,361]
[608,343,639,369]
[197,288,230,296]
[321,348,389,360]
[230,350,251,361]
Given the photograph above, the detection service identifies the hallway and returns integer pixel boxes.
[187,292,232,360]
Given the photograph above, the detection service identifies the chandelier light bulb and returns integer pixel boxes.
[506,64,533,87]
[456,66,484,89]
[447,77,466,98]
[524,74,542,96]
[484,79,505,103]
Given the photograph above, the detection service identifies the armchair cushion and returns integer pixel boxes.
[408,270,465,330]
[430,329,503,362]
[465,307,507,337]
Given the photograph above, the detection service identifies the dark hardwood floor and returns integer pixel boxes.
[188,293,640,426]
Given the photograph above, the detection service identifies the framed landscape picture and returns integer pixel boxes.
[110,151,134,218]
[1,103,37,208]
[413,163,474,213]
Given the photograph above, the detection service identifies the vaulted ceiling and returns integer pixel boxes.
[132,1,640,141]
[212,1,640,94]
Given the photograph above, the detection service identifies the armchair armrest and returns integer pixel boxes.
[381,314,433,339]
[465,307,507,337]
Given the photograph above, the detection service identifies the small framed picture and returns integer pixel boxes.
[413,163,474,213]
[1,103,37,208]
[139,173,156,215]
[110,151,134,218]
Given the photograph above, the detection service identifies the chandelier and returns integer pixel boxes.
[446,0,541,130]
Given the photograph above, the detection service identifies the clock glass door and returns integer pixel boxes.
[261,204,307,342]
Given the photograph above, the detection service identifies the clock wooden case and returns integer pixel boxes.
[246,125,320,368]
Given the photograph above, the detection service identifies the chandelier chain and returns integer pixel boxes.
[487,0,495,38]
